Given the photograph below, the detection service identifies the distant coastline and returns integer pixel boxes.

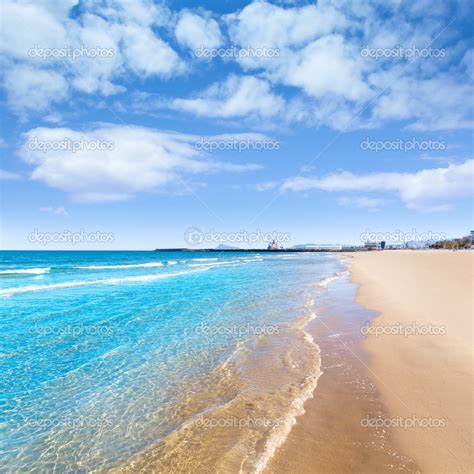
[154,248,363,252]
[154,248,344,252]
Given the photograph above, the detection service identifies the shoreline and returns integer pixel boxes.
[266,262,418,473]
[118,255,341,472]
[267,250,473,472]
[348,250,473,473]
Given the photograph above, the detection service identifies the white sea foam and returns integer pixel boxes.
[192,258,218,262]
[254,306,322,473]
[187,261,235,267]
[0,268,209,297]
[318,269,350,288]
[79,262,164,270]
[167,261,178,265]
[0,268,51,275]
[239,257,264,262]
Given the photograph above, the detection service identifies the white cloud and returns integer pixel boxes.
[221,0,473,132]
[253,181,279,192]
[223,1,368,112]
[66,13,125,96]
[121,24,184,78]
[40,206,69,216]
[273,35,370,101]
[0,1,70,59]
[370,72,474,131]
[176,11,222,51]
[0,0,184,116]
[19,125,261,202]
[281,160,474,211]
[84,0,170,27]
[0,0,472,133]
[170,75,284,119]
[226,1,346,49]
[3,66,68,115]
[43,113,63,124]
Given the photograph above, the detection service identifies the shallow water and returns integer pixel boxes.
[1,251,346,472]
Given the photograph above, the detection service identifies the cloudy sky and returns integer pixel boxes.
[0,0,472,249]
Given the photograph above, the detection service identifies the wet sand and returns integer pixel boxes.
[121,251,472,473]
[348,250,473,473]
[266,274,418,473]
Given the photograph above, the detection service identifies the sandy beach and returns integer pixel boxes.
[350,250,473,473]
[268,250,473,473]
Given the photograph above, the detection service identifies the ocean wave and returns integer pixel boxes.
[79,262,164,270]
[191,258,219,262]
[187,261,235,267]
[318,269,350,288]
[0,268,51,275]
[239,257,264,262]
[0,268,209,297]
[167,261,178,265]
[131,298,323,474]
[253,304,321,473]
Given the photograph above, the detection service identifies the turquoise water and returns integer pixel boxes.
[0,251,346,472]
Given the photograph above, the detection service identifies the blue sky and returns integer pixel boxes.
[0,0,472,249]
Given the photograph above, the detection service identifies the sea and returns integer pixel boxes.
[0,250,350,472]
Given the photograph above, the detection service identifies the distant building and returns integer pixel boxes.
[364,241,378,250]
[267,239,280,250]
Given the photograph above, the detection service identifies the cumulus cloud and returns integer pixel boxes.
[3,66,69,115]
[225,1,346,49]
[121,24,184,78]
[84,0,170,27]
[220,0,473,131]
[370,72,474,131]
[0,0,69,59]
[281,160,474,211]
[274,34,371,101]
[0,0,472,132]
[170,75,285,119]
[0,0,183,116]
[19,125,262,202]
[253,181,279,192]
[176,11,223,51]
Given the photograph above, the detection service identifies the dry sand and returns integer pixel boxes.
[349,250,473,473]
[269,249,472,473]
